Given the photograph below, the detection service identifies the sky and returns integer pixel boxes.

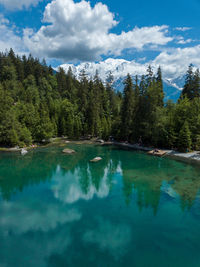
[0,0,200,78]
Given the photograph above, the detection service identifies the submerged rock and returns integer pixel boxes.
[62,148,75,154]
[21,148,28,155]
[90,157,102,162]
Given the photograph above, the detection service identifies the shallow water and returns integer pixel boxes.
[0,144,200,267]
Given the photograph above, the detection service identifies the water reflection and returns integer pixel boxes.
[1,145,200,266]
[52,165,111,203]
[120,154,200,213]
[83,217,131,259]
[0,145,200,212]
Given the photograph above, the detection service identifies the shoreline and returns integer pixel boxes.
[113,142,200,165]
[0,138,108,152]
[1,139,200,166]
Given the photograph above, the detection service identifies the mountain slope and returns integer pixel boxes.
[113,77,181,102]
[57,58,184,102]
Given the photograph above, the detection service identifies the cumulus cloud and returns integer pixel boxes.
[59,44,200,85]
[174,27,192,32]
[24,0,173,61]
[175,36,193,45]
[0,0,42,10]
[0,0,198,81]
[0,15,26,54]
[177,39,193,45]
[153,45,200,79]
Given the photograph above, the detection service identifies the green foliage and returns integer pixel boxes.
[0,49,200,153]
[181,65,200,99]
[0,109,31,147]
[120,74,135,140]
[178,121,192,152]
[1,65,17,81]
[18,127,32,146]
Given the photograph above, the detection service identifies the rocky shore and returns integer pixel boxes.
[114,142,200,165]
[1,138,200,166]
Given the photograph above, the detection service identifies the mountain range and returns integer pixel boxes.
[57,58,186,102]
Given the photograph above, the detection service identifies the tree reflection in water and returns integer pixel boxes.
[1,145,200,266]
[0,144,200,211]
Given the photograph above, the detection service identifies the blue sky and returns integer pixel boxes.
[1,0,200,29]
[0,0,199,78]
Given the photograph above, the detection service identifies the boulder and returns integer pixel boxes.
[21,148,28,155]
[147,149,166,157]
[63,148,75,154]
[90,157,102,162]
[96,139,104,144]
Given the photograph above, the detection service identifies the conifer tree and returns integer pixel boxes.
[193,69,200,98]
[181,64,195,100]
[120,74,135,140]
[178,121,192,152]
[156,66,164,107]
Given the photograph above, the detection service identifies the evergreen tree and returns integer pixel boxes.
[0,48,200,152]
[120,74,135,140]
[178,121,192,152]
[181,64,195,100]
[156,66,164,107]
[193,69,200,98]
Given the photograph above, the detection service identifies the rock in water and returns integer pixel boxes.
[96,139,104,144]
[62,148,75,154]
[147,149,166,157]
[21,148,28,155]
[90,157,102,162]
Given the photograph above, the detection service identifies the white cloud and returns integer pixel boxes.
[0,0,198,83]
[175,27,192,32]
[177,39,193,44]
[0,15,26,54]
[59,44,200,83]
[0,0,42,10]
[24,0,172,61]
[153,45,200,79]
[175,36,193,45]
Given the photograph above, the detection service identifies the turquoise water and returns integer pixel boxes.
[1,144,200,267]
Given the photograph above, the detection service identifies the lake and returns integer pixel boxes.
[0,144,200,267]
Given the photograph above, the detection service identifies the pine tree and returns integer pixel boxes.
[178,121,192,152]
[1,48,200,151]
[193,69,200,98]
[56,67,67,96]
[78,69,88,123]
[181,64,195,100]
[120,74,135,141]
[156,66,164,107]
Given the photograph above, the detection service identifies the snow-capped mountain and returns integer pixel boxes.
[57,58,185,101]
[58,58,148,81]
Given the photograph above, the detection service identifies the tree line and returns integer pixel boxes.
[0,49,199,152]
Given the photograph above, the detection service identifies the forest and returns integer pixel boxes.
[0,49,200,152]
